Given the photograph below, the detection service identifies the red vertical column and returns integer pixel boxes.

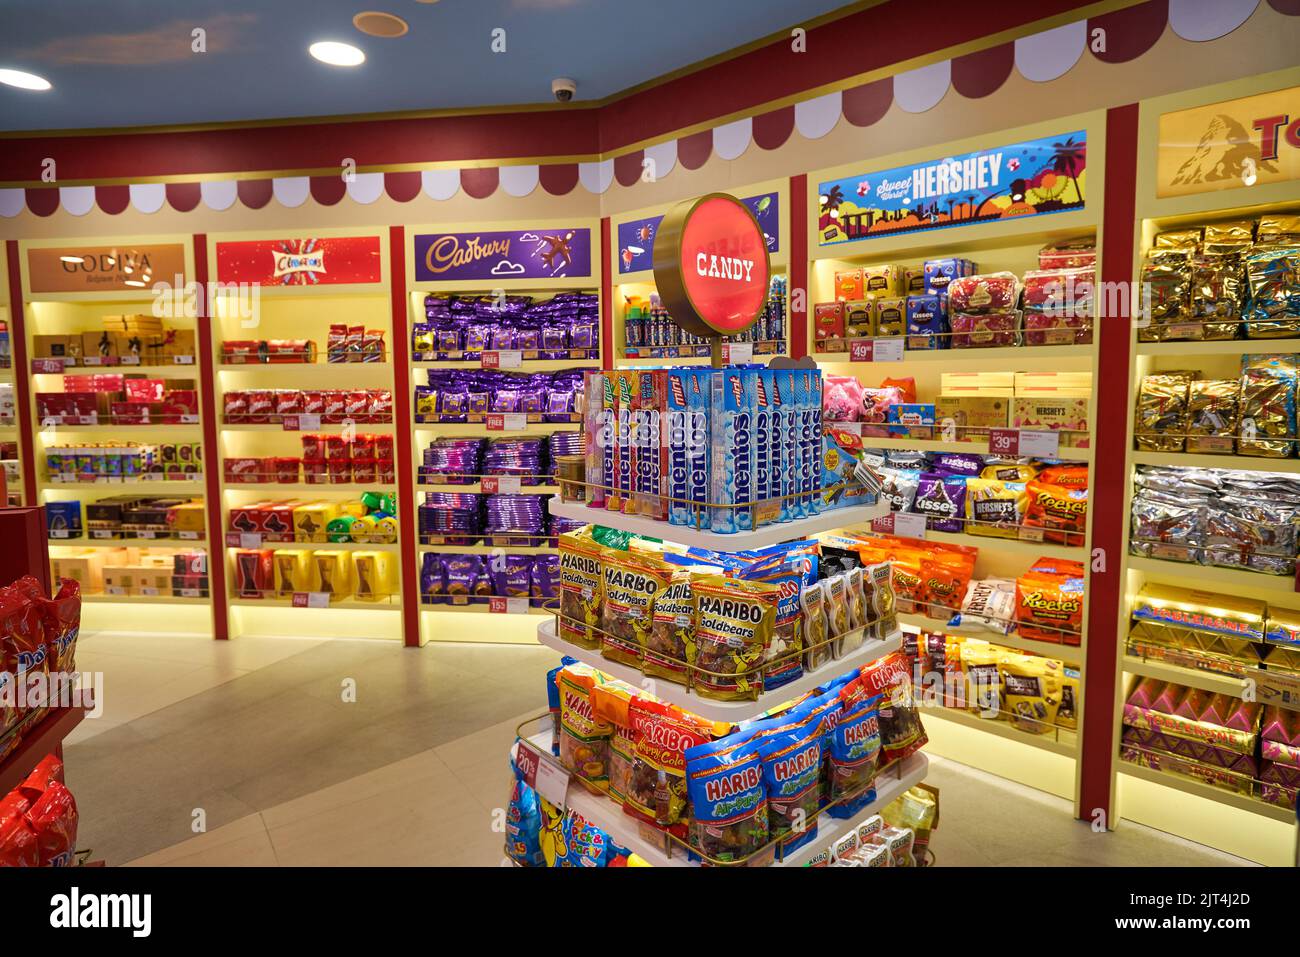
[5,241,37,505]
[389,225,420,647]
[1078,103,1139,823]
[788,174,809,359]
[192,233,230,640]
[600,217,613,371]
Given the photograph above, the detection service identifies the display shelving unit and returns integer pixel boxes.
[208,227,404,641]
[404,219,603,644]
[609,179,790,370]
[516,492,928,866]
[1110,68,1300,867]
[805,111,1106,809]
[17,234,215,635]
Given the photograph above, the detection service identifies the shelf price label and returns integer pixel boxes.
[291,591,331,608]
[514,738,543,791]
[226,531,263,548]
[870,511,927,539]
[486,413,527,432]
[850,338,904,363]
[489,596,530,615]
[988,428,1060,458]
[281,414,321,432]
[173,355,195,365]
[31,357,67,374]
[481,350,522,369]
[480,475,522,494]
[722,341,753,365]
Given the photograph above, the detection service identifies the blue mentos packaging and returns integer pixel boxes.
[775,369,802,522]
[792,370,823,517]
[666,369,711,529]
[758,716,824,853]
[768,370,791,523]
[615,372,636,513]
[684,735,769,864]
[753,369,778,527]
[505,759,544,866]
[710,369,755,533]
[906,294,948,349]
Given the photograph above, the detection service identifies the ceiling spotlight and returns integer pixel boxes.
[309,41,365,67]
[59,256,83,264]
[353,12,408,38]
[0,69,52,91]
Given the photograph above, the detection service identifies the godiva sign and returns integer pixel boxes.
[1157,85,1300,198]
[28,243,186,294]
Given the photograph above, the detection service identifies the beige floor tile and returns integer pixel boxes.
[124,812,273,866]
[130,829,279,867]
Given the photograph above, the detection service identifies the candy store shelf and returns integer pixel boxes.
[536,617,902,722]
[229,597,402,611]
[31,362,199,376]
[1127,556,1300,601]
[815,343,1095,364]
[920,705,1078,757]
[1131,450,1300,474]
[417,481,559,495]
[922,528,1085,559]
[418,543,555,555]
[223,482,399,493]
[44,479,207,494]
[224,539,400,553]
[1120,654,1246,697]
[896,612,1084,661]
[82,593,211,605]
[1117,762,1295,825]
[48,535,207,548]
[222,422,397,433]
[854,435,1094,462]
[218,361,391,372]
[513,730,927,867]
[1136,338,1300,357]
[546,498,889,551]
[35,423,202,436]
[414,422,579,437]
[424,602,552,616]
[0,704,90,797]
[412,358,601,371]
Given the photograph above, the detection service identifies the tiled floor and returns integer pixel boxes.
[64,631,1252,867]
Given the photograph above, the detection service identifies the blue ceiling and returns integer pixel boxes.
[0,0,852,132]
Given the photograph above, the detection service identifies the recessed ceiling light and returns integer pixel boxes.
[0,69,51,91]
[309,41,365,67]
[59,256,83,264]
[353,12,408,38]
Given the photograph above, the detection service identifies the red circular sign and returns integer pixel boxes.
[653,193,772,339]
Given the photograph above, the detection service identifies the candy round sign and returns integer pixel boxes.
[652,192,772,339]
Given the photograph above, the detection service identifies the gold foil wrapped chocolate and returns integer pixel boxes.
[1188,255,1245,337]
[1239,353,1297,457]
[1153,228,1203,250]
[1255,214,1300,246]
[1202,220,1253,256]
[1135,371,1192,451]
[1139,254,1193,341]
[1265,606,1300,647]
[1244,244,1300,338]
[1186,379,1239,454]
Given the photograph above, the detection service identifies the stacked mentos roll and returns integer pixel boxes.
[582,367,826,534]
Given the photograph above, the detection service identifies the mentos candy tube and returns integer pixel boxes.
[666,369,710,529]
[614,371,635,512]
[711,369,755,533]
[600,373,618,510]
[635,370,668,521]
[753,368,777,528]
[584,371,607,509]
[770,371,790,523]
[779,369,802,521]
[800,371,823,515]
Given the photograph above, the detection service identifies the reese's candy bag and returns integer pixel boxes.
[691,576,779,700]
[1023,480,1089,546]
[1015,573,1085,646]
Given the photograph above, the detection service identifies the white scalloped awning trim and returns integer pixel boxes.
[1169,0,1259,41]
[346,172,384,204]
[578,159,613,194]
[420,169,457,201]
[713,117,753,160]
[200,180,238,211]
[0,189,24,218]
[794,91,842,140]
[499,164,539,197]
[1015,21,1087,82]
[895,60,951,113]
[644,140,677,180]
[129,183,166,214]
[60,186,96,217]
[272,177,310,208]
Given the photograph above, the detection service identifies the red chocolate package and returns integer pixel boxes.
[374,434,395,461]
[275,390,304,417]
[946,272,1021,314]
[19,753,64,804]
[26,780,77,867]
[37,578,81,677]
[246,389,275,424]
[321,391,347,422]
[302,390,326,416]
[368,390,393,420]
[0,583,50,735]
[223,391,249,422]
[858,651,928,764]
[0,807,38,867]
[949,312,1019,348]
[300,434,326,462]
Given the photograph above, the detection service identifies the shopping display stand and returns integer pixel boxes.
[806,111,1106,811]
[404,219,603,645]
[15,235,215,636]
[1112,67,1300,866]
[206,228,405,641]
[610,179,790,370]
[0,255,21,507]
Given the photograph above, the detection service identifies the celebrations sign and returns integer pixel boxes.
[214,236,383,286]
[1157,85,1300,198]
[618,191,778,274]
[413,228,591,282]
[817,131,1087,245]
[27,243,187,294]
[653,193,771,339]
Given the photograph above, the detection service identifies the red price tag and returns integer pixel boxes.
[850,339,873,362]
[988,428,1021,456]
[515,738,542,790]
[282,415,300,432]
[488,596,529,614]
[481,351,501,369]
[31,357,66,374]
[486,413,526,432]
[481,476,500,494]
